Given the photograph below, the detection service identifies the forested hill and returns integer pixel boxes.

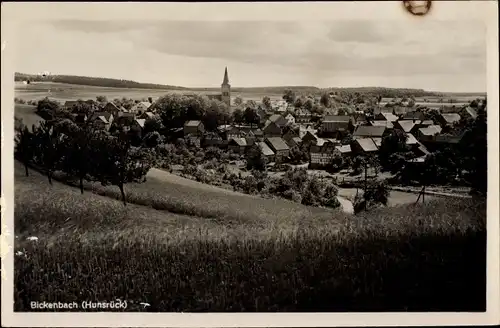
[14,73,189,90]
[15,72,442,97]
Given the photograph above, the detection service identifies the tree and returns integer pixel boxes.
[36,97,61,120]
[31,120,66,185]
[246,144,266,171]
[320,93,331,108]
[283,89,296,104]
[288,146,308,164]
[243,107,259,127]
[378,129,410,171]
[57,119,100,194]
[148,96,154,104]
[294,97,304,108]
[262,96,272,110]
[14,125,35,177]
[232,108,244,124]
[94,134,153,205]
[143,116,164,135]
[96,95,108,103]
[337,108,346,116]
[234,96,244,106]
[304,98,314,111]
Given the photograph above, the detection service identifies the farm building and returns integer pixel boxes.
[353,125,387,139]
[286,137,303,149]
[89,112,113,131]
[351,138,379,155]
[283,128,299,143]
[265,137,290,162]
[183,120,205,137]
[131,119,146,135]
[405,133,419,146]
[301,131,320,148]
[321,115,351,134]
[247,128,264,140]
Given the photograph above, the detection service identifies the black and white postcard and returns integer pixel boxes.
[1,1,499,327]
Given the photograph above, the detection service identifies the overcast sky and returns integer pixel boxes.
[14,20,486,92]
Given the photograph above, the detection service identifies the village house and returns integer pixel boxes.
[247,128,264,141]
[320,115,351,136]
[374,112,399,122]
[394,120,419,133]
[298,125,317,139]
[369,120,394,129]
[130,101,152,114]
[284,113,296,125]
[102,102,121,117]
[263,121,282,137]
[294,108,312,124]
[309,141,337,169]
[89,112,114,131]
[301,131,320,148]
[201,132,226,148]
[131,119,146,136]
[258,142,275,163]
[352,125,387,139]
[350,113,368,129]
[415,125,442,143]
[409,120,435,134]
[461,106,478,120]
[267,114,289,128]
[350,138,379,155]
[437,113,461,127]
[282,128,299,143]
[286,137,303,149]
[402,111,427,121]
[137,111,158,120]
[183,120,205,137]
[334,144,352,157]
[228,138,248,154]
[265,137,290,163]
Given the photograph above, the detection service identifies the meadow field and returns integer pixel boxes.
[14,161,486,312]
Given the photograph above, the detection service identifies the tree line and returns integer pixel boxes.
[15,118,155,205]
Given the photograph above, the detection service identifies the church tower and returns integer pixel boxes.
[221,67,231,107]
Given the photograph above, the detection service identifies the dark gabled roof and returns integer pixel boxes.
[266,137,290,151]
[323,115,350,122]
[353,125,386,137]
[258,142,275,156]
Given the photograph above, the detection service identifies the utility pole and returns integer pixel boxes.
[364,158,368,210]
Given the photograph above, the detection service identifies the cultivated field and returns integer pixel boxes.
[15,161,486,312]
[14,82,283,104]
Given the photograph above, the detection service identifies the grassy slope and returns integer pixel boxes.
[15,161,486,312]
[14,104,44,130]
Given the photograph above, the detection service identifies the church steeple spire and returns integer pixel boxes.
[222,67,230,85]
